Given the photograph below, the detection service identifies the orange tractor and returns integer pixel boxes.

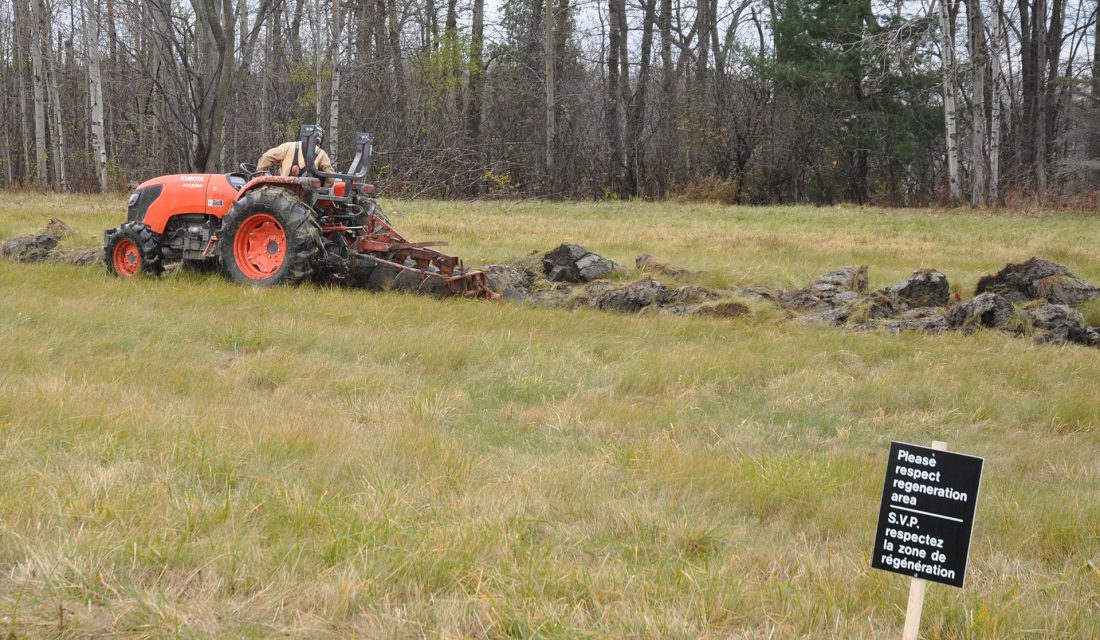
[104,125,495,298]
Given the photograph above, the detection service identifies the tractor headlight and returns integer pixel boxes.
[128,192,139,207]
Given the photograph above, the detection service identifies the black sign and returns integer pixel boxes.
[871,441,984,588]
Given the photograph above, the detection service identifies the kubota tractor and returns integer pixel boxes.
[104,125,495,298]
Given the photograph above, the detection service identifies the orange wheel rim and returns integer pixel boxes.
[112,239,141,277]
[233,213,287,280]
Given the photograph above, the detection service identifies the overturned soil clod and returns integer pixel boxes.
[542,243,620,283]
[882,269,950,309]
[976,257,1098,306]
[0,219,99,266]
[946,292,1017,332]
[592,277,673,313]
[780,265,868,312]
[1027,303,1100,347]
[482,264,536,301]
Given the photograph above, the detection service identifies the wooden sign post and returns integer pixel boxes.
[900,441,946,640]
[871,440,984,639]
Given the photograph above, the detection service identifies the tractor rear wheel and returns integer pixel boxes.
[219,187,320,286]
[105,222,164,278]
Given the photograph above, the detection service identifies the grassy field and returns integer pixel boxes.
[1,192,1099,638]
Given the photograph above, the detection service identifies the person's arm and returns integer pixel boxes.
[315,148,335,173]
[256,142,289,173]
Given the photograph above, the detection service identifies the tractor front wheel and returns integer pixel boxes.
[104,222,163,278]
[218,187,320,286]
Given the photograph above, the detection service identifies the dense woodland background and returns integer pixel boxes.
[0,0,1098,205]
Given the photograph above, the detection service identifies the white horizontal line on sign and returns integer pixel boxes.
[890,504,964,523]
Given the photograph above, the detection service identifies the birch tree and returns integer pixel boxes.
[328,0,342,161]
[29,0,48,187]
[83,0,108,192]
[45,18,68,191]
[937,0,962,203]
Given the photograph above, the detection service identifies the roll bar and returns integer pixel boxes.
[298,125,374,203]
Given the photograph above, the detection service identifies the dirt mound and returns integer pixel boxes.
[484,247,756,319]
[946,292,1017,332]
[780,265,867,312]
[482,264,535,300]
[976,258,1097,306]
[883,269,950,308]
[1027,303,1100,346]
[0,219,100,266]
[542,243,620,283]
[482,251,1100,347]
[1,232,60,262]
[635,254,692,278]
[782,262,1098,346]
[592,277,672,312]
[885,309,950,335]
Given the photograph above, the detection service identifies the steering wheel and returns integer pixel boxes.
[239,162,266,178]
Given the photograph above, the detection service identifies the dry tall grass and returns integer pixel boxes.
[1,194,1098,638]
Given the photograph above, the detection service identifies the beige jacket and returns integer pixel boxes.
[257,141,334,176]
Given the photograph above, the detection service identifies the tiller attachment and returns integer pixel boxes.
[324,211,500,300]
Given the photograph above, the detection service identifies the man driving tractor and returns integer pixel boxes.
[256,129,335,177]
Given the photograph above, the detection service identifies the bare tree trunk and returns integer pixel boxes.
[657,0,673,194]
[937,0,962,203]
[43,7,67,190]
[544,0,556,188]
[607,0,624,194]
[291,0,305,59]
[13,0,33,181]
[181,0,274,172]
[29,0,48,187]
[46,63,67,191]
[3,137,11,188]
[989,0,1008,205]
[314,0,324,123]
[224,0,250,169]
[328,0,342,161]
[465,0,484,150]
[373,0,386,65]
[1044,0,1065,157]
[695,0,711,82]
[83,0,108,192]
[424,0,436,51]
[444,0,461,110]
[261,3,276,127]
[386,0,406,123]
[1092,0,1100,159]
[1035,0,1048,200]
[615,0,629,191]
[627,0,656,196]
[968,0,987,206]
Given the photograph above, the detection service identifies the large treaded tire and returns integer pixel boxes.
[218,186,320,286]
[104,222,164,278]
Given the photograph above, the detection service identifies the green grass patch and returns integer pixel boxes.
[0,194,1098,637]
